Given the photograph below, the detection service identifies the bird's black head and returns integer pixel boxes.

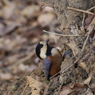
[36,42,43,59]
[36,39,53,59]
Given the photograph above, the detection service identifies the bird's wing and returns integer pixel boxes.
[42,57,51,80]
[62,50,72,59]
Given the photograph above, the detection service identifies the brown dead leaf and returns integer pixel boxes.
[21,5,40,19]
[26,76,43,95]
[42,6,54,12]
[70,83,88,89]
[60,86,74,95]
[0,0,16,19]
[86,17,95,40]
[0,72,13,80]
[87,17,95,32]
[79,62,88,73]
[84,15,94,29]
[60,83,88,95]
[67,38,80,56]
[37,12,57,27]
[84,73,93,85]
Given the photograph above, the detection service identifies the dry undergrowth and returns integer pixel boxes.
[0,0,95,95]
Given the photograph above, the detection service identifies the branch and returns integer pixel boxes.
[43,30,81,37]
[68,7,94,15]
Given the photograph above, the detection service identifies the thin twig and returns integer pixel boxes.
[68,7,94,15]
[21,83,28,95]
[44,81,53,95]
[80,13,86,34]
[56,64,76,95]
[88,6,95,11]
[81,25,94,51]
[43,30,81,36]
[81,35,89,52]
[61,64,74,74]
[57,81,63,95]
[82,13,86,28]
[50,71,60,80]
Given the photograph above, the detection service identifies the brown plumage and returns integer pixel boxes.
[48,49,63,76]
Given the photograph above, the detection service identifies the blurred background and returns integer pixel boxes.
[0,0,60,80]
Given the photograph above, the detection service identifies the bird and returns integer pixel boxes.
[36,39,63,80]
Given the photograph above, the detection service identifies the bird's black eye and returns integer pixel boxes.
[36,43,43,59]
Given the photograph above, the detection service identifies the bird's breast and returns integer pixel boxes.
[48,53,63,76]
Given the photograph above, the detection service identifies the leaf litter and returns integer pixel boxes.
[0,0,95,95]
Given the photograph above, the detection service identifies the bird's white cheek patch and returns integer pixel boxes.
[40,45,47,59]
[51,48,59,55]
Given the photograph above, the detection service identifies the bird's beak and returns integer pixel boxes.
[46,39,49,44]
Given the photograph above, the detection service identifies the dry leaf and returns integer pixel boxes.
[84,15,94,29]
[67,39,79,56]
[26,76,43,95]
[70,83,88,89]
[42,6,54,12]
[21,5,40,19]
[79,62,88,73]
[1,0,16,19]
[84,73,93,85]
[0,72,13,80]
[60,83,88,95]
[87,17,95,32]
[60,86,74,95]
[37,12,57,27]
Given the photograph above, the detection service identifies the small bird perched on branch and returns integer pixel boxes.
[36,39,63,80]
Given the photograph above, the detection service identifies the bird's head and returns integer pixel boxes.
[36,39,50,59]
